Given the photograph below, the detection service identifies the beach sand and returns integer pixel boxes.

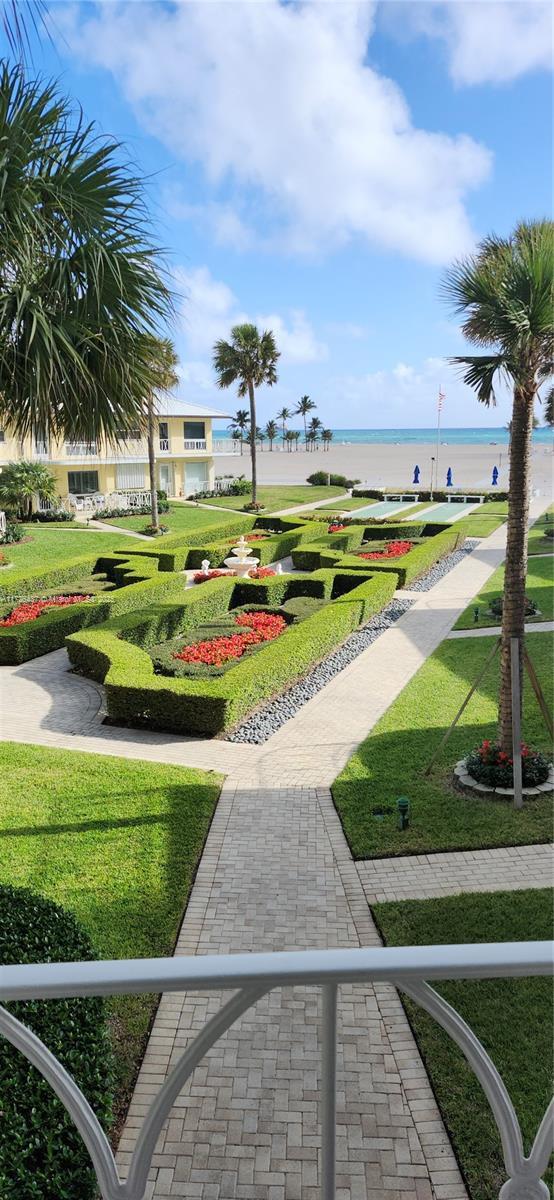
[214,440,553,494]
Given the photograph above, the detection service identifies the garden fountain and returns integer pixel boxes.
[224,535,259,578]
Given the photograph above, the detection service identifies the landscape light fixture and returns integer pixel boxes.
[396,797,410,831]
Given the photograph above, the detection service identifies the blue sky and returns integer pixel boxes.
[24,1,553,430]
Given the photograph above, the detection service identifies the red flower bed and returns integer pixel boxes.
[466,739,550,788]
[328,523,347,533]
[173,610,286,666]
[357,539,413,560]
[248,566,276,579]
[226,533,267,543]
[193,569,235,584]
[0,594,93,627]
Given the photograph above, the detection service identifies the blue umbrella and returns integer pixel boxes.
[413,464,420,484]
[446,467,453,488]
[492,466,499,486]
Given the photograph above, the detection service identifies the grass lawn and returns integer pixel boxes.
[454,554,553,629]
[2,526,129,572]
[100,503,237,534]
[453,502,508,539]
[332,631,553,859]
[200,484,345,512]
[316,497,378,512]
[528,505,554,556]
[0,742,221,1129]
[374,888,553,1200]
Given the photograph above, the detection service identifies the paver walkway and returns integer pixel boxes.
[358,842,554,904]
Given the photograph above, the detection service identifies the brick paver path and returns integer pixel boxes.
[358,842,554,904]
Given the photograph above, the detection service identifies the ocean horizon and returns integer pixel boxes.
[213,426,553,446]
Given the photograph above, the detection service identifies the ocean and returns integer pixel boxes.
[212,426,553,446]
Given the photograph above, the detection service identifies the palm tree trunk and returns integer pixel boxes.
[147,393,159,533]
[498,383,535,753]
[247,380,257,504]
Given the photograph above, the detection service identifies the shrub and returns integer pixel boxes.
[544,527,554,540]
[306,471,359,488]
[0,885,113,1200]
[291,526,463,586]
[229,477,251,496]
[67,569,396,736]
[1,521,23,544]
[490,595,538,617]
[26,510,75,523]
[465,740,550,788]
[280,595,326,620]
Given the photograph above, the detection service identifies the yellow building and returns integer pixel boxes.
[0,399,230,505]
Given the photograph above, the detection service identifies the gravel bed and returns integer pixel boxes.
[404,538,479,592]
[226,598,413,745]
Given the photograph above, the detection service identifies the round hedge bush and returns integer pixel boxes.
[0,886,114,1200]
[489,595,538,617]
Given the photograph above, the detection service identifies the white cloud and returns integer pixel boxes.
[61,0,491,264]
[385,1,553,86]
[174,265,327,366]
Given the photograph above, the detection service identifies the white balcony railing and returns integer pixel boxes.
[0,942,552,1200]
[159,438,170,452]
[65,442,98,457]
[184,438,207,451]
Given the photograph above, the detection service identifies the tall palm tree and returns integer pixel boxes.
[213,325,279,504]
[256,426,266,451]
[276,406,291,445]
[322,428,333,451]
[542,385,554,427]
[296,395,316,448]
[0,67,171,447]
[0,460,57,520]
[1,1,47,59]
[265,419,278,451]
[228,409,250,456]
[140,337,179,534]
[443,220,553,754]
[308,415,322,449]
[294,430,301,451]
[284,430,295,453]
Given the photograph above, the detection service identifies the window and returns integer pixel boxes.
[116,463,146,489]
[0,430,4,442]
[183,421,205,440]
[68,471,99,495]
[158,422,169,440]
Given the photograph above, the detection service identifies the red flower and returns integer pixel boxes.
[248,567,276,579]
[328,523,347,533]
[357,540,413,561]
[173,610,286,666]
[193,570,235,584]
[0,594,93,626]
[226,533,267,543]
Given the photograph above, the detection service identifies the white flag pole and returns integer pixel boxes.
[435,389,443,489]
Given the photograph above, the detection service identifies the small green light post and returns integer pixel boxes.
[397,797,410,830]
[473,606,480,623]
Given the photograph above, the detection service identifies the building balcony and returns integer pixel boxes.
[0,940,551,1199]
[184,438,207,451]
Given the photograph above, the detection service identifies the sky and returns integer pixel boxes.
[17,0,554,430]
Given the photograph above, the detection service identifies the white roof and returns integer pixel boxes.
[155,397,231,419]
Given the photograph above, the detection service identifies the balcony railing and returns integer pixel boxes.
[64,442,98,457]
[0,942,552,1200]
[159,438,170,452]
[184,438,207,451]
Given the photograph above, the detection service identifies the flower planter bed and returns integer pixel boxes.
[172,611,287,668]
[454,740,553,797]
[356,540,413,561]
[0,593,93,626]
[66,567,397,736]
[292,524,463,587]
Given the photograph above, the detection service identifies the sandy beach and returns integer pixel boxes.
[214,440,553,495]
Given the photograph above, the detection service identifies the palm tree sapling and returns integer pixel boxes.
[213,325,279,504]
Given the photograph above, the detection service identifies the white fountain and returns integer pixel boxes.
[223,535,259,578]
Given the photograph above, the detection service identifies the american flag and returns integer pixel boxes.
[438,388,445,412]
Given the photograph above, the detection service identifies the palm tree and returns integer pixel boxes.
[213,325,279,504]
[0,68,171,448]
[443,220,553,754]
[308,416,322,449]
[265,419,278,451]
[322,428,333,451]
[295,395,316,448]
[284,430,295,453]
[276,406,291,446]
[256,426,266,451]
[228,409,250,456]
[294,430,301,451]
[542,386,553,427]
[140,337,179,534]
[1,1,47,59]
[0,460,57,520]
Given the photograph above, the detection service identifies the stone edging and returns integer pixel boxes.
[454,757,554,797]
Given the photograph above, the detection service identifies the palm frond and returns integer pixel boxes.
[449,354,509,406]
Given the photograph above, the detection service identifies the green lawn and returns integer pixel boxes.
[332,632,553,858]
[0,742,221,1128]
[374,889,553,1200]
[316,497,378,512]
[455,554,553,629]
[453,502,508,539]
[2,526,128,571]
[200,484,345,512]
[100,503,237,534]
[528,505,554,556]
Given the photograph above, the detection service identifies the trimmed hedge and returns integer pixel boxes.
[66,568,396,735]
[352,488,508,503]
[181,517,329,571]
[0,885,113,1200]
[0,553,188,664]
[0,553,109,603]
[291,525,463,586]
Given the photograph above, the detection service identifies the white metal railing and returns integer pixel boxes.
[34,441,49,456]
[183,438,207,451]
[65,442,98,457]
[0,942,552,1200]
[159,438,170,452]
[213,438,240,454]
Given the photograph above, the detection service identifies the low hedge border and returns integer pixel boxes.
[0,884,113,1200]
[66,568,397,735]
[352,488,508,503]
[0,553,109,603]
[0,553,188,664]
[118,515,327,572]
[291,525,463,586]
